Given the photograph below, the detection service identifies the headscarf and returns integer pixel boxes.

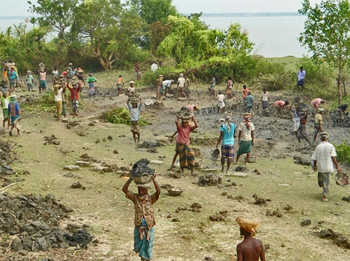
[224,113,232,130]
[236,217,260,236]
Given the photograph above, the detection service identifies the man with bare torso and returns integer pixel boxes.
[236,217,265,261]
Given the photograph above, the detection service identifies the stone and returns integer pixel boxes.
[232,172,248,177]
[300,219,311,226]
[75,161,91,167]
[113,149,118,154]
[63,165,81,171]
[150,160,164,165]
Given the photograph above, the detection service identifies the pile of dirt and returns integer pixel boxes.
[130,159,155,178]
[0,193,93,254]
[0,140,16,167]
[319,229,350,249]
[198,174,222,186]
[43,135,60,145]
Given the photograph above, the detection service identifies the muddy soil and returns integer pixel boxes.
[0,84,350,261]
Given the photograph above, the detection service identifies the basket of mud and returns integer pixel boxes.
[167,187,184,196]
[244,156,257,163]
[130,159,155,185]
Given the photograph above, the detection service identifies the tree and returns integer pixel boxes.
[131,0,177,24]
[299,0,350,104]
[28,0,78,39]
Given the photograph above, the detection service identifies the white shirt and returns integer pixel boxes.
[297,70,306,80]
[178,77,186,88]
[54,88,63,102]
[151,63,158,72]
[238,122,255,141]
[312,141,337,173]
[261,92,270,102]
[163,80,172,88]
[217,94,225,102]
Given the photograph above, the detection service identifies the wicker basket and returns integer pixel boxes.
[132,173,152,184]
[167,187,184,196]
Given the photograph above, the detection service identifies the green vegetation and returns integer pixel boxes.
[299,0,350,104]
[334,141,350,164]
[102,107,150,126]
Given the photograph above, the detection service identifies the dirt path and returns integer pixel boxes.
[1,87,350,261]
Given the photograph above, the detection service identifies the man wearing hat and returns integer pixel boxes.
[127,81,136,95]
[235,113,255,165]
[127,97,142,143]
[8,94,21,136]
[66,76,81,116]
[312,132,341,202]
[216,112,236,173]
[236,217,265,261]
[122,175,161,261]
[313,107,324,143]
[177,73,186,98]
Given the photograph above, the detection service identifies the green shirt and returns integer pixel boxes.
[87,76,97,83]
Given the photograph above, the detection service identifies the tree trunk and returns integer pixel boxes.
[337,68,342,105]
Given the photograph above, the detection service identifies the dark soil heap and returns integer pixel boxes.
[0,193,93,253]
[130,159,155,177]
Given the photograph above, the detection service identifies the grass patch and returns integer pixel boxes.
[101,107,150,126]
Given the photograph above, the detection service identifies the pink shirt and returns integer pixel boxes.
[186,104,195,113]
[39,72,46,81]
[176,126,192,145]
[311,98,324,108]
[275,100,285,107]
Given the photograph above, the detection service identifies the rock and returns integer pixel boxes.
[235,166,248,172]
[150,160,164,165]
[209,214,225,222]
[107,135,113,140]
[11,237,23,251]
[75,161,91,167]
[18,250,28,256]
[232,172,248,177]
[171,218,180,222]
[70,182,86,189]
[64,165,81,171]
[284,205,293,211]
[198,174,222,186]
[300,219,311,226]
[113,149,118,154]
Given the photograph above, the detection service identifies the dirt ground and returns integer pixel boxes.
[1,80,350,261]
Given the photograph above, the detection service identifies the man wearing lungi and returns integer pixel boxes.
[127,97,142,143]
[216,113,236,173]
[122,175,161,260]
[175,115,198,174]
[235,113,255,165]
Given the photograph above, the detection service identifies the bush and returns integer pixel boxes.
[102,107,150,126]
[334,141,350,164]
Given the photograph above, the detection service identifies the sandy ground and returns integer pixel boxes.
[1,83,350,261]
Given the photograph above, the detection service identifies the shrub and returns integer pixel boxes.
[102,107,150,126]
[334,141,350,164]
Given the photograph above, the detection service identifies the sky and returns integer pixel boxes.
[1,0,323,17]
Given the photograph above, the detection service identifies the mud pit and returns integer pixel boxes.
[1,86,350,260]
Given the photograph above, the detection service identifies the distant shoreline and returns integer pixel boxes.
[0,12,304,20]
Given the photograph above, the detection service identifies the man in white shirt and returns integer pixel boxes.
[151,62,158,72]
[162,80,174,96]
[177,73,186,98]
[217,92,225,113]
[312,132,340,202]
[235,113,255,165]
[297,66,306,91]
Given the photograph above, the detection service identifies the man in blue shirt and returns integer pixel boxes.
[246,92,254,113]
[216,113,236,173]
[8,95,21,136]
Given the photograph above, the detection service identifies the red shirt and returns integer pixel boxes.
[66,84,81,100]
